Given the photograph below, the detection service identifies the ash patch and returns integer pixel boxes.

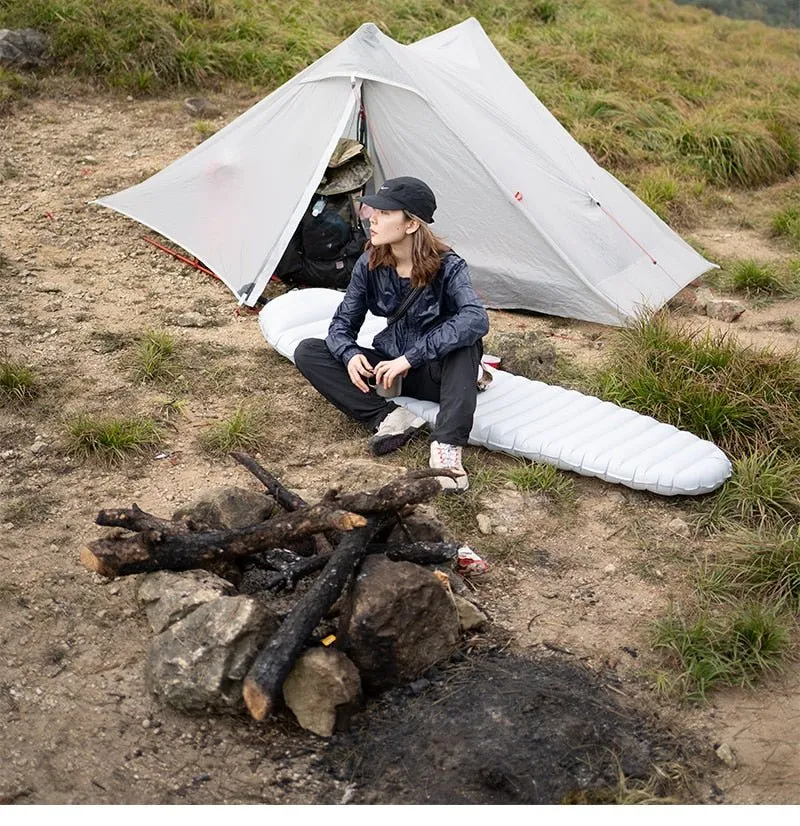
[326,650,694,804]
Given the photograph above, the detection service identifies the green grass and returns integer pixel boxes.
[652,602,792,702]
[0,353,37,402]
[593,313,800,460]
[505,459,575,503]
[675,115,798,187]
[67,413,164,463]
[720,259,796,297]
[772,206,800,247]
[198,403,266,454]
[697,450,800,532]
[702,528,800,614]
[132,329,178,383]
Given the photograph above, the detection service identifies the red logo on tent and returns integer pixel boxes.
[514,191,523,202]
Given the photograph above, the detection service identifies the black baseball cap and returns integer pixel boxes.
[360,176,437,223]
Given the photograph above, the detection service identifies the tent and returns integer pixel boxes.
[95,18,716,327]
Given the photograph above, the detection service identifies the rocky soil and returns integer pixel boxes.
[1,85,798,805]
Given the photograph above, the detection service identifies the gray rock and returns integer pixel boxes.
[184,97,222,118]
[452,594,489,632]
[667,517,691,538]
[705,299,745,323]
[0,29,48,68]
[476,513,493,535]
[146,595,279,713]
[173,486,277,530]
[138,569,236,634]
[337,556,460,690]
[484,331,557,381]
[282,647,361,737]
[171,311,214,328]
[386,511,449,544]
[715,742,737,769]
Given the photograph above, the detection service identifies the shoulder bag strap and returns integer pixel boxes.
[387,285,425,326]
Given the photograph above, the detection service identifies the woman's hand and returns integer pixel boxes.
[347,353,375,393]
[374,356,411,391]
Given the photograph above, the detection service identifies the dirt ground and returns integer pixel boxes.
[1,86,799,805]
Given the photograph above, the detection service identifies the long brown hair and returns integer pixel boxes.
[366,212,450,288]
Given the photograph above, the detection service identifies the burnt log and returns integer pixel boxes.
[230,451,333,556]
[80,503,366,578]
[257,541,462,592]
[324,472,444,514]
[230,451,308,512]
[95,504,195,534]
[243,516,391,720]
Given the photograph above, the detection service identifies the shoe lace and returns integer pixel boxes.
[434,442,460,468]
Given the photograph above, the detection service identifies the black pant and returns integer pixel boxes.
[294,338,481,446]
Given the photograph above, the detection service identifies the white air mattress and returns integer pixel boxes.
[259,289,732,496]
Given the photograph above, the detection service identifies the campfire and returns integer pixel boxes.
[81,452,489,736]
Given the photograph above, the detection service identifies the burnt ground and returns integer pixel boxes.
[326,650,702,804]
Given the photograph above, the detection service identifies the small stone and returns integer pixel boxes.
[603,563,617,575]
[184,97,222,118]
[452,594,489,632]
[476,514,492,535]
[705,299,745,323]
[141,718,151,729]
[409,677,431,695]
[30,440,47,455]
[667,517,691,538]
[494,525,509,535]
[715,742,737,769]
[171,311,213,328]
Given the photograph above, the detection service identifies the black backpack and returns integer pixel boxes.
[275,193,366,290]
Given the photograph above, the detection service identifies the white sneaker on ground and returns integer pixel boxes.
[368,406,426,456]
[429,440,469,492]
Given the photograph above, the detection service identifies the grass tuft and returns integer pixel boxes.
[721,259,794,296]
[771,206,800,247]
[133,329,177,383]
[703,528,800,614]
[675,115,797,187]
[198,404,266,454]
[0,352,37,402]
[67,413,163,463]
[505,459,575,502]
[652,602,792,701]
[697,450,800,532]
[593,313,800,460]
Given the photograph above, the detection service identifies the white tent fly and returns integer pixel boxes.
[95,18,716,327]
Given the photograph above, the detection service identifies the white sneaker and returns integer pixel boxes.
[368,406,426,456]
[429,441,469,492]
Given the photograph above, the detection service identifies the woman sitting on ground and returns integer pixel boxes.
[293,176,489,491]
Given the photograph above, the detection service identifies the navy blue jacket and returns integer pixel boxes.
[325,251,489,368]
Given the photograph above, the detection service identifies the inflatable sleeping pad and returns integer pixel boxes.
[259,288,732,497]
